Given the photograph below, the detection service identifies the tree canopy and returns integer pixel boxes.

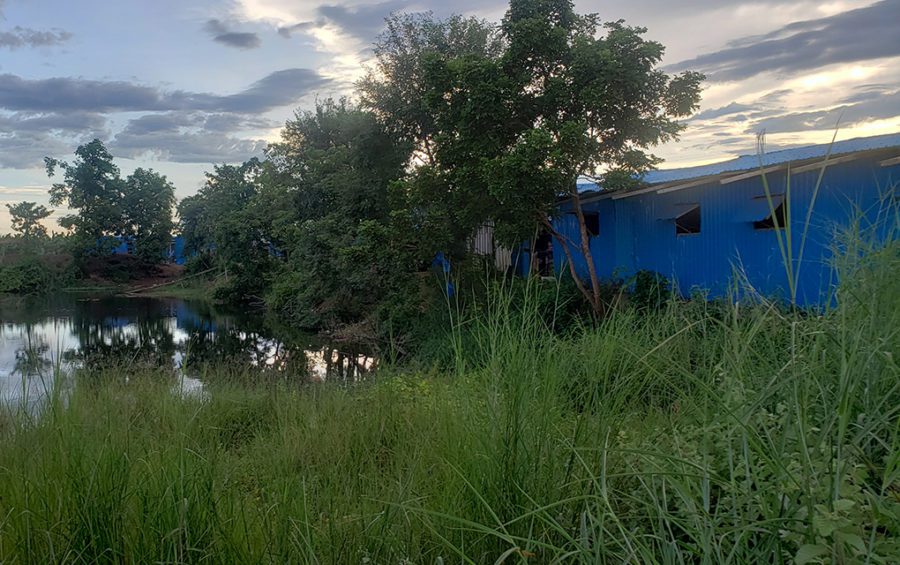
[390,0,703,313]
[6,202,53,239]
[45,139,176,263]
[123,168,176,262]
[46,139,125,253]
[171,0,704,335]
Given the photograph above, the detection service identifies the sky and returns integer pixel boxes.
[1,0,899,232]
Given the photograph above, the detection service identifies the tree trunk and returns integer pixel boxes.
[570,191,605,317]
[540,215,596,313]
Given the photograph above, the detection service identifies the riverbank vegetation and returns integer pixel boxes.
[0,139,179,293]
[0,225,897,563]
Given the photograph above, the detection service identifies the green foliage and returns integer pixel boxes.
[630,269,670,312]
[391,0,703,312]
[0,235,76,293]
[122,168,176,262]
[177,159,275,303]
[0,234,896,562]
[46,139,126,254]
[263,98,411,331]
[6,201,52,238]
[0,254,75,294]
[45,140,175,265]
[358,12,504,164]
[182,253,215,276]
[0,256,53,293]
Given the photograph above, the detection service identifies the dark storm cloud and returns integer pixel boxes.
[668,1,900,81]
[317,0,410,41]
[0,26,72,49]
[0,69,331,113]
[204,19,261,50]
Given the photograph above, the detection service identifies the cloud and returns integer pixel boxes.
[667,0,900,81]
[0,68,331,114]
[114,111,276,136]
[0,111,106,133]
[0,107,276,168]
[204,19,261,49]
[0,66,323,169]
[277,21,315,38]
[103,110,277,164]
[216,69,330,112]
[0,130,74,168]
[749,88,900,134]
[317,0,410,42]
[0,26,72,49]
[201,113,277,132]
[690,102,757,121]
[110,129,267,164]
[0,111,110,168]
[838,83,895,104]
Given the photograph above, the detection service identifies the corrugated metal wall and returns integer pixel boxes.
[471,222,513,271]
[551,157,899,306]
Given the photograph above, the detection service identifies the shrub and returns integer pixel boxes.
[630,269,671,312]
[80,254,159,283]
[0,250,75,294]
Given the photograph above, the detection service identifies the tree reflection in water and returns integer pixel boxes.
[0,294,377,401]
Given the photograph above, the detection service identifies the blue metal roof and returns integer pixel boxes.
[578,132,900,193]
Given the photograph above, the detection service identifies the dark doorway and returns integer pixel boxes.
[534,231,554,276]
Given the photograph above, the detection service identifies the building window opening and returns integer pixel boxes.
[754,197,786,230]
[582,212,600,237]
[675,205,701,235]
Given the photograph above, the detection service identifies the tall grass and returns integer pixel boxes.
[0,220,897,563]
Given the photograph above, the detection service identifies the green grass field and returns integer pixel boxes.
[0,232,897,564]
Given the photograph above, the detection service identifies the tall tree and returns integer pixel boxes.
[265,98,411,329]
[175,159,274,301]
[358,12,503,166]
[417,0,703,314]
[122,168,176,262]
[357,12,511,261]
[6,201,53,238]
[45,139,125,254]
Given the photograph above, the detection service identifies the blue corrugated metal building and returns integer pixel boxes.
[547,133,900,306]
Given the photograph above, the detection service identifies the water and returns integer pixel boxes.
[0,294,377,409]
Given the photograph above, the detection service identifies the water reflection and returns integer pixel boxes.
[0,294,376,407]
